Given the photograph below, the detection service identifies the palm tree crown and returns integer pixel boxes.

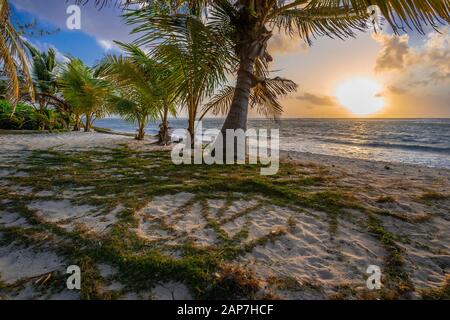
[57,58,110,132]
[97,42,177,141]
[119,0,449,133]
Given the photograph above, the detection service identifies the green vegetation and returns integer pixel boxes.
[0,147,342,299]
[0,0,34,107]
[367,214,415,299]
[418,191,449,203]
[57,58,111,132]
[97,43,176,142]
[121,0,449,151]
[376,195,396,203]
[2,146,445,300]
[0,99,67,130]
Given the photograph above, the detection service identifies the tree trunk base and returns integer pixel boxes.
[136,128,145,141]
[158,123,171,146]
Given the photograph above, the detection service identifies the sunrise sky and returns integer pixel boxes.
[10,0,450,118]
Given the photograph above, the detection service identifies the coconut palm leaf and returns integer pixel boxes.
[0,0,34,110]
[0,0,34,109]
[26,43,57,98]
[97,43,177,140]
[57,58,110,131]
[201,76,297,120]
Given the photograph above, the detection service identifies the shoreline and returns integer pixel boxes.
[1,130,449,173]
[0,131,449,300]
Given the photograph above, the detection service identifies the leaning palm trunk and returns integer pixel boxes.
[221,56,255,133]
[158,123,170,145]
[221,24,271,157]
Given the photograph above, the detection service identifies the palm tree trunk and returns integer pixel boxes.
[84,113,92,132]
[158,106,171,145]
[73,114,81,131]
[221,57,254,133]
[188,107,196,148]
[136,121,145,140]
[219,56,255,159]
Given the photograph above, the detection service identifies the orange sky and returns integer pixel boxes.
[259,27,450,118]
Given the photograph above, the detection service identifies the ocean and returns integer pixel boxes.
[94,118,450,169]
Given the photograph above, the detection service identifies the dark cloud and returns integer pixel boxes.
[387,85,409,95]
[296,92,337,107]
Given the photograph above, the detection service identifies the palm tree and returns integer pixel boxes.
[23,44,59,130]
[57,58,110,132]
[0,0,34,109]
[97,42,176,141]
[146,14,234,144]
[121,0,449,134]
[200,63,298,121]
[155,65,178,145]
[25,44,57,111]
[80,0,448,151]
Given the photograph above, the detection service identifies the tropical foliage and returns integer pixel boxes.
[26,44,57,109]
[144,13,234,142]
[97,42,176,141]
[1,0,448,144]
[118,0,449,135]
[57,58,110,132]
[0,99,66,130]
[0,0,34,109]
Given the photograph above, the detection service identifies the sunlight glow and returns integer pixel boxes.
[335,78,385,116]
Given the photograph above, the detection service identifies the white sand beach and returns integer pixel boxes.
[0,132,449,300]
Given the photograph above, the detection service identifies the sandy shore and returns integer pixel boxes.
[0,132,449,300]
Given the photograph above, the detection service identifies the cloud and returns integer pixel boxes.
[372,28,449,117]
[97,39,115,51]
[373,28,450,87]
[387,85,408,95]
[12,0,133,50]
[296,92,338,107]
[25,38,69,63]
[372,33,410,72]
[268,32,308,56]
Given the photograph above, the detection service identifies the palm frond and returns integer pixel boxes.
[200,85,235,120]
[96,42,175,127]
[202,77,297,120]
[0,31,19,104]
[0,2,34,110]
[57,58,110,116]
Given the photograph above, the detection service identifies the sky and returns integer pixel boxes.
[10,0,450,118]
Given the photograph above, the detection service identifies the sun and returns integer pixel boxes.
[335,78,385,116]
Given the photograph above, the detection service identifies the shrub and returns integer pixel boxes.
[0,99,66,131]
